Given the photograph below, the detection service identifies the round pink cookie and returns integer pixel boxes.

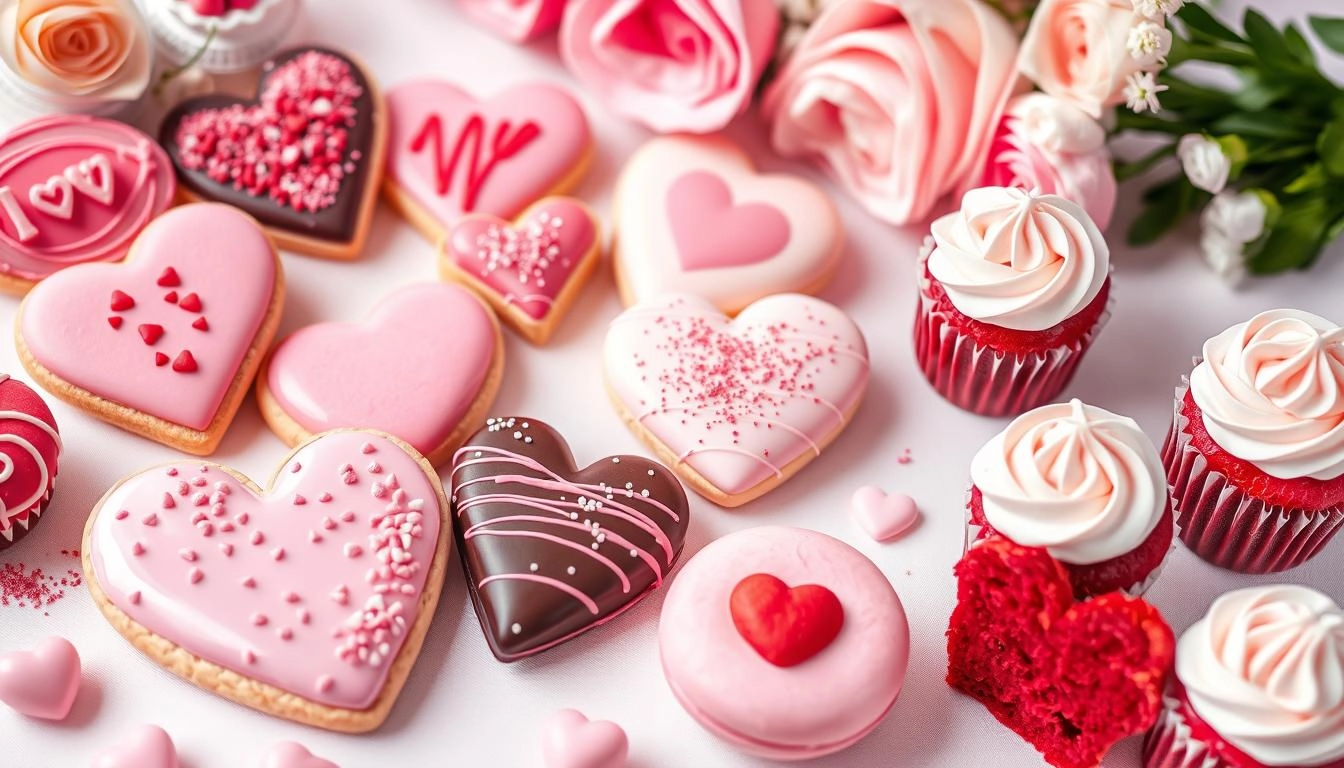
[658,526,908,761]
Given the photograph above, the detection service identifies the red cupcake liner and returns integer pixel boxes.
[1164,387,1344,574]
[1143,686,1237,768]
[914,249,1111,418]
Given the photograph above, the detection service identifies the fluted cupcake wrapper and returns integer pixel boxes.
[1142,693,1225,768]
[914,263,1110,419]
[1163,386,1344,574]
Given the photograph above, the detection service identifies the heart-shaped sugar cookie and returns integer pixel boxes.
[258,282,503,466]
[604,294,869,507]
[451,417,690,662]
[159,48,386,260]
[83,430,450,732]
[947,537,1175,768]
[613,135,842,315]
[17,203,283,455]
[384,80,591,244]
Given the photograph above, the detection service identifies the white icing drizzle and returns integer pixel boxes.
[0,393,62,527]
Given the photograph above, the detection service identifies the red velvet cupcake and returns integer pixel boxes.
[0,373,61,549]
[1165,309,1344,573]
[1143,585,1344,768]
[915,186,1111,417]
[967,399,1173,598]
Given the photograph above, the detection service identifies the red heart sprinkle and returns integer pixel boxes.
[108,317,123,330]
[163,291,179,304]
[179,293,202,312]
[155,353,169,367]
[192,317,209,331]
[172,351,198,373]
[729,573,844,667]
[157,267,181,287]
[139,324,164,345]
[110,290,135,311]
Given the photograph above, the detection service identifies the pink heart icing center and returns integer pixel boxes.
[542,709,629,768]
[667,171,790,272]
[0,636,80,720]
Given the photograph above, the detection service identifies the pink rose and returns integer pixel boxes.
[456,0,567,42]
[559,0,778,133]
[981,93,1117,230]
[1018,0,1148,118]
[761,0,1020,225]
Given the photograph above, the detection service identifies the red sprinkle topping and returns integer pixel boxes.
[139,324,164,345]
[155,352,169,367]
[192,317,210,331]
[108,317,123,329]
[172,350,198,373]
[110,290,135,311]
[179,293,202,312]
[1,562,82,613]
[157,267,181,287]
[163,291,179,304]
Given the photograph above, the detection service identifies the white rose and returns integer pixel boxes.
[1199,231,1246,286]
[1178,134,1231,194]
[1202,191,1267,245]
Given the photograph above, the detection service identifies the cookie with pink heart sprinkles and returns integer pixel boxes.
[83,430,451,732]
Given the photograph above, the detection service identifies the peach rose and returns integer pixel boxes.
[560,0,779,133]
[761,0,1021,225]
[1017,0,1147,118]
[2,0,151,100]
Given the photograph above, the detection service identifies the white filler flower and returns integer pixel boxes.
[1178,134,1231,194]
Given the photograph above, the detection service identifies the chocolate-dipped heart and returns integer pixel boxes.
[159,47,385,260]
[450,417,690,662]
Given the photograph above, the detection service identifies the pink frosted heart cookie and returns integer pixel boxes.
[541,709,629,768]
[383,80,591,244]
[0,374,61,550]
[604,294,870,507]
[0,636,81,720]
[16,203,284,455]
[613,135,842,315]
[0,115,175,295]
[257,283,504,466]
[440,197,600,344]
[83,430,450,732]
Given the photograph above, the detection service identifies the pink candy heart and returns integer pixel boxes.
[542,709,629,768]
[851,486,920,542]
[263,741,339,768]
[0,636,80,720]
[91,725,178,768]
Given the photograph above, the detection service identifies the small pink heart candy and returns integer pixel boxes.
[542,709,629,768]
[263,741,339,768]
[91,725,178,768]
[851,485,920,542]
[0,636,81,720]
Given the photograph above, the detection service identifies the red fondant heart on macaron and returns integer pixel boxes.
[730,573,844,667]
[385,80,591,243]
[614,135,842,315]
[83,431,449,732]
[259,283,501,466]
[91,725,179,768]
[541,709,630,768]
[947,537,1175,768]
[0,637,81,720]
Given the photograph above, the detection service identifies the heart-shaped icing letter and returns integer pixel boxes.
[258,282,503,466]
[730,574,844,667]
[0,115,175,294]
[451,417,690,662]
[541,709,630,768]
[0,636,81,720]
[384,80,591,244]
[441,197,601,344]
[613,135,842,315]
[91,725,178,768]
[17,203,283,455]
[604,293,869,507]
[159,48,385,260]
[83,430,450,732]
[947,536,1174,768]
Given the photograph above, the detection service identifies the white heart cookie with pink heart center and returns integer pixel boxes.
[384,80,591,243]
[83,431,450,732]
[16,203,283,455]
[613,135,843,316]
[604,294,869,507]
[258,283,503,466]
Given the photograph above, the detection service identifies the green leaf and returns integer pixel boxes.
[1129,182,1186,247]
[1243,9,1300,71]
[1211,112,1313,140]
[1283,22,1316,66]
[1247,196,1330,273]
[1284,164,1328,194]
[1309,16,1344,56]
[1231,79,1290,112]
[1178,3,1245,44]
[1319,117,1344,177]
[1115,145,1176,183]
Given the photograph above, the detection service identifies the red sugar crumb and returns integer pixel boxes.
[1,562,83,613]
[897,449,913,465]
[174,51,363,213]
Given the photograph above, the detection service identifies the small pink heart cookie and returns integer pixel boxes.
[850,486,920,542]
[0,636,81,720]
[16,203,284,455]
[83,430,451,732]
[384,80,591,244]
[542,709,629,768]
[263,741,339,768]
[441,197,601,344]
[613,135,843,316]
[91,725,178,768]
[257,283,503,466]
[604,294,870,507]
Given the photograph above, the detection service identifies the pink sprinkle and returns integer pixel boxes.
[342,471,358,486]
[179,549,197,562]
[251,531,265,545]
[243,649,256,665]
[298,609,311,624]
[214,482,231,495]
[220,543,234,556]
[271,547,286,561]
[330,587,349,605]
[317,675,334,693]
[166,468,179,477]
[283,591,300,603]
[192,476,207,487]
[371,482,387,499]
[235,512,249,526]
[129,591,141,605]
[309,531,323,543]
[367,461,382,474]
[115,510,129,520]
[290,462,302,473]
[344,543,363,558]
[293,494,307,506]
[177,481,190,496]
[162,493,176,509]
[131,542,145,556]
[190,511,208,525]
[361,442,376,454]
[318,492,332,503]
[340,511,356,523]
[252,613,268,627]
[192,492,209,507]
[279,627,294,641]
[338,463,353,474]
[242,577,256,589]
[188,567,204,584]
[219,522,235,533]
[322,516,337,530]
[142,513,159,527]
[197,522,214,537]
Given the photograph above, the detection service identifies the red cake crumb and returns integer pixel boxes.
[1,561,82,614]
[947,537,1174,768]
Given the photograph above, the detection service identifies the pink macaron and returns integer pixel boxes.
[658,526,909,761]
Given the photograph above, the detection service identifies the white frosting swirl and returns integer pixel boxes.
[925,186,1109,332]
[1190,309,1344,481]
[1179,585,1344,766]
[970,399,1166,564]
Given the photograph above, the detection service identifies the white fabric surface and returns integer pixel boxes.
[3,0,1342,765]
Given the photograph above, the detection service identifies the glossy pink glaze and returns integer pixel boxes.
[667,171,790,272]
[265,283,496,454]
[0,636,80,720]
[88,432,445,710]
[90,725,178,768]
[19,204,276,431]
